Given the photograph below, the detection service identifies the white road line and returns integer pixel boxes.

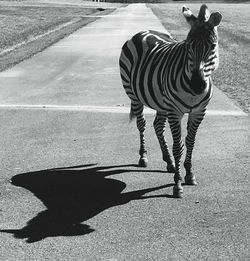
[206,110,247,116]
[0,104,247,116]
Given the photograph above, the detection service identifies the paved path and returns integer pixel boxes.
[0,4,249,261]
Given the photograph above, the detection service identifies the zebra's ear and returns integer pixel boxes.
[182,6,197,26]
[208,12,222,27]
[198,4,210,22]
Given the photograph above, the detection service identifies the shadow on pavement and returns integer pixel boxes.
[1,164,174,243]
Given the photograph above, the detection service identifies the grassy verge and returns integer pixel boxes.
[0,4,114,71]
[149,3,250,114]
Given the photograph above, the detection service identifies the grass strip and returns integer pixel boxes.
[0,5,114,71]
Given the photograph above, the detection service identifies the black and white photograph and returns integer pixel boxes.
[0,0,249,260]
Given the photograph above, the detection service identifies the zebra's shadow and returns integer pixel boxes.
[1,164,174,243]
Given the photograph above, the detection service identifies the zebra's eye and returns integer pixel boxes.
[211,43,217,49]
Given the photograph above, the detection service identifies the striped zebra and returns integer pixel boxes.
[119,5,222,198]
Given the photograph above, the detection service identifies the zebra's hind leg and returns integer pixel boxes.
[153,112,175,172]
[168,112,184,198]
[131,102,148,167]
[184,111,206,185]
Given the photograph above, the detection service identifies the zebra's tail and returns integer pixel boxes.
[129,105,136,122]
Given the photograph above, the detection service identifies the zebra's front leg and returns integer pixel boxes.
[168,114,184,198]
[137,114,148,167]
[184,111,206,185]
[153,112,175,172]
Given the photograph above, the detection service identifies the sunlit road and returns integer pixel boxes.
[0,4,249,261]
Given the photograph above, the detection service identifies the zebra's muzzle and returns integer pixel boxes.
[190,70,207,94]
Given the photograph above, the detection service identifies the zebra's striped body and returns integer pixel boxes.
[119,5,222,197]
[120,30,214,115]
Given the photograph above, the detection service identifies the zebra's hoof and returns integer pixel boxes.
[185,175,197,186]
[173,185,183,198]
[167,164,175,173]
[138,157,148,167]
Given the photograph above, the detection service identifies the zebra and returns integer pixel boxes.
[119,4,222,198]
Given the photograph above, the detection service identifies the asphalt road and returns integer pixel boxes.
[0,3,249,261]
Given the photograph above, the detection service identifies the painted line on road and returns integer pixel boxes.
[0,104,247,116]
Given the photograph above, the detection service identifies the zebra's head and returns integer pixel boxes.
[183,4,222,94]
